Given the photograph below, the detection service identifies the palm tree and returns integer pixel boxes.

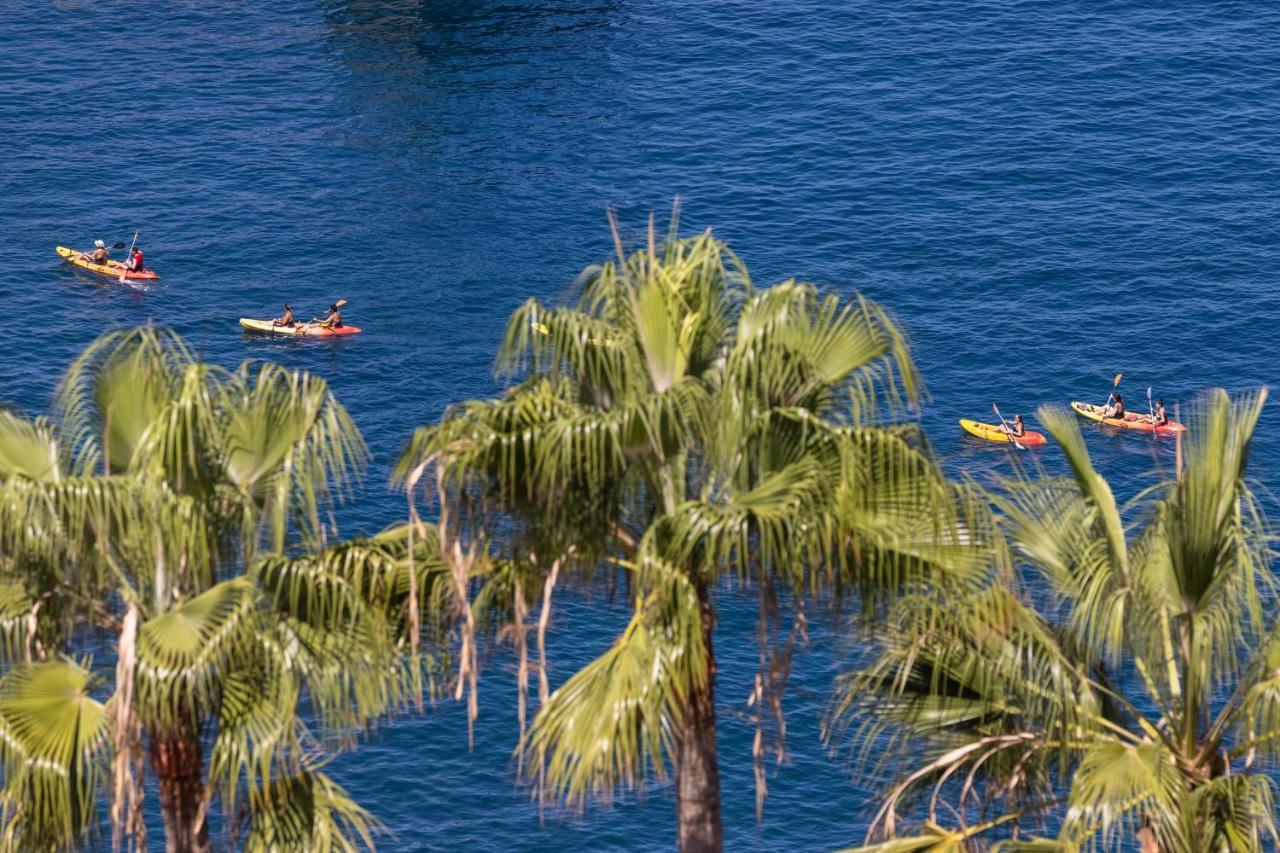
[0,328,439,852]
[832,390,1280,851]
[396,211,994,851]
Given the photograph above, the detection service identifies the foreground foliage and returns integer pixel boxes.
[835,390,1280,851]
[0,329,442,851]
[396,211,995,851]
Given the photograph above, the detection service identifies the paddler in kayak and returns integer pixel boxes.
[1000,414,1027,438]
[79,240,110,265]
[1145,398,1167,427]
[1101,392,1126,419]
[271,303,296,328]
[122,245,144,273]
[313,299,346,330]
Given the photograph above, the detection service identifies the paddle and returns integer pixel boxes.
[1147,386,1156,438]
[1096,372,1123,427]
[118,231,138,283]
[991,403,1025,451]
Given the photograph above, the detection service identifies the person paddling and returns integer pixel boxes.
[314,299,346,329]
[80,239,110,265]
[1149,398,1167,426]
[272,303,296,327]
[122,245,144,273]
[1000,413,1026,438]
[1102,392,1126,419]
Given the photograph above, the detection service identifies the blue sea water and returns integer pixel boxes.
[3,0,1280,848]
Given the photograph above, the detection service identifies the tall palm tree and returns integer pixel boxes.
[832,390,1280,851]
[396,211,993,851]
[0,328,439,852]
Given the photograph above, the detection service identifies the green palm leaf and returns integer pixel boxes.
[0,661,107,850]
[136,578,259,730]
[0,411,61,484]
[243,770,381,853]
[1060,740,1183,848]
[523,559,706,808]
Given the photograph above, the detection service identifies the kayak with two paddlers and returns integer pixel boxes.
[1071,401,1186,435]
[56,244,157,281]
[240,299,361,337]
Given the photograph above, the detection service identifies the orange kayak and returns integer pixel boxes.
[1071,402,1186,435]
[959,419,1047,446]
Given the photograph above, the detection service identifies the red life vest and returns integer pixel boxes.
[131,250,144,270]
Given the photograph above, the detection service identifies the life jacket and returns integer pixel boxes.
[131,250,143,270]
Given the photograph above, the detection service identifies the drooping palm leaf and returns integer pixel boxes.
[0,411,61,484]
[243,770,381,853]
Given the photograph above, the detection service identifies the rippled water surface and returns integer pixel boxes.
[4,0,1280,848]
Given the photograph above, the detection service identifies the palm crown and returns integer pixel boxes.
[0,327,432,852]
[396,211,994,851]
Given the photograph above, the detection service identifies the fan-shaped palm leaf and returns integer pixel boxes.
[0,661,107,850]
[136,578,259,731]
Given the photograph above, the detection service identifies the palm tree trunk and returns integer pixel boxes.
[674,583,723,853]
[148,723,210,853]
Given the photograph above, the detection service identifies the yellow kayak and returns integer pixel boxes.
[55,246,158,280]
[239,318,362,337]
[959,418,1047,446]
[1070,402,1186,435]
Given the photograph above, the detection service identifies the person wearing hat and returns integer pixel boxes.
[272,303,296,327]
[315,299,346,330]
[81,239,110,265]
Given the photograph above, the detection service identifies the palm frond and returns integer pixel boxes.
[0,661,107,850]
[222,362,368,552]
[136,578,259,731]
[0,411,62,484]
[522,559,706,809]
[54,326,194,475]
[243,770,382,853]
[207,664,305,812]
[0,583,32,665]
[1059,740,1183,849]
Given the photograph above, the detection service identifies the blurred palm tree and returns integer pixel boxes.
[833,391,1280,851]
[396,210,994,852]
[0,328,443,852]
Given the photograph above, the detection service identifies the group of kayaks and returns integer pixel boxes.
[56,245,363,338]
[961,401,1186,448]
